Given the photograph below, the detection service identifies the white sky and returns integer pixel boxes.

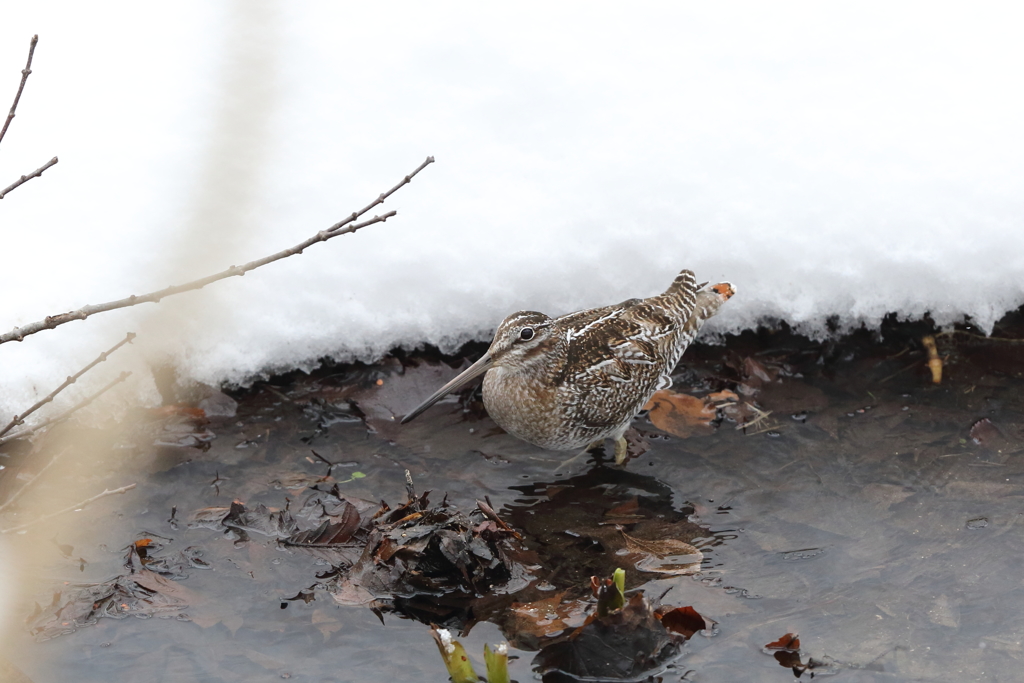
[1,2,1023,416]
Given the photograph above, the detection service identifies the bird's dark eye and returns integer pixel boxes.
[519,327,534,341]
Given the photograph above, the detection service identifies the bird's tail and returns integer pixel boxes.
[663,269,698,296]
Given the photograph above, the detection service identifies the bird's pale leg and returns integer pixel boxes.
[613,436,629,465]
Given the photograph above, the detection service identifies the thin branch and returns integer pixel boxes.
[0,332,135,439]
[0,155,58,200]
[0,34,38,149]
[0,447,66,513]
[0,371,132,446]
[0,483,137,534]
[936,330,1024,345]
[0,156,435,346]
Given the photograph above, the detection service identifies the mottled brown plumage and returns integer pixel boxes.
[402,269,734,463]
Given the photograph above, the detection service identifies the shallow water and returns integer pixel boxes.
[2,315,1023,682]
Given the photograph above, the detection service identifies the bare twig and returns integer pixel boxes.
[0,35,38,149]
[0,371,132,446]
[0,155,58,200]
[0,483,137,534]
[0,156,435,346]
[879,361,921,384]
[936,330,1024,345]
[0,332,135,439]
[0,448,66,512]
[736,405,772,431]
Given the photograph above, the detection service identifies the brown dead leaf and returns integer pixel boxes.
[617,527,703,575]
[765,633,801,651]
[602,497,643,524]
[656,605,715,639]
[508,593,587,643]
[743,357,777,385]
[707,389,740,404]
[644,390,715,438]
[969,418,1004,448]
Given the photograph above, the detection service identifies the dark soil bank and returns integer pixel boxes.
[2,312,1023,682]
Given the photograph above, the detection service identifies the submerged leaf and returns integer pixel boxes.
[283,501,361,547]
[508,593,587,646]
[656,605,714,639]
[617,526,703,576]
[222,501,299,539]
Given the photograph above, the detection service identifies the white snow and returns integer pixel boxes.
[1,3,1023,419]
[437,628,455,655]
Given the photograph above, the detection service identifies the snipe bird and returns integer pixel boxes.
[402,270,735,464]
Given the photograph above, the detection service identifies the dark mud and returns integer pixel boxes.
[2,312,1024,682]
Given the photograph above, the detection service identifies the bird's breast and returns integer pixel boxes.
[482,366,573,450]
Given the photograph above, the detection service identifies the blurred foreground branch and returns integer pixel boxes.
[0,448,65,512]
[0,34,38,148]
[0,156,435,346]
[0,371,132,447]
[0,332,135,439]
[0,483,136,534]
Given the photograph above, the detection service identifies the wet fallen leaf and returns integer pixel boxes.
[507,593,588,648]
[762,632,838,678]
[617,526,703,576]
[707,389,740,404]
[969,418,1003,448]
[765,633,801,651]
[656,605,715,639]
[644,390,715,438]
[604,497,642,521]
[188,506,231,530]
[744,357,777,385]
[284,501,361,547]
[282,500,364,565]
[222,501,299,540]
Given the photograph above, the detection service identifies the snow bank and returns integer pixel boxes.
[1,2,1023,418]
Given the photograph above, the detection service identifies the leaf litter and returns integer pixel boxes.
[28,536,210,641]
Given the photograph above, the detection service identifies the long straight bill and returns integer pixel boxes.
[400,354,493,424]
